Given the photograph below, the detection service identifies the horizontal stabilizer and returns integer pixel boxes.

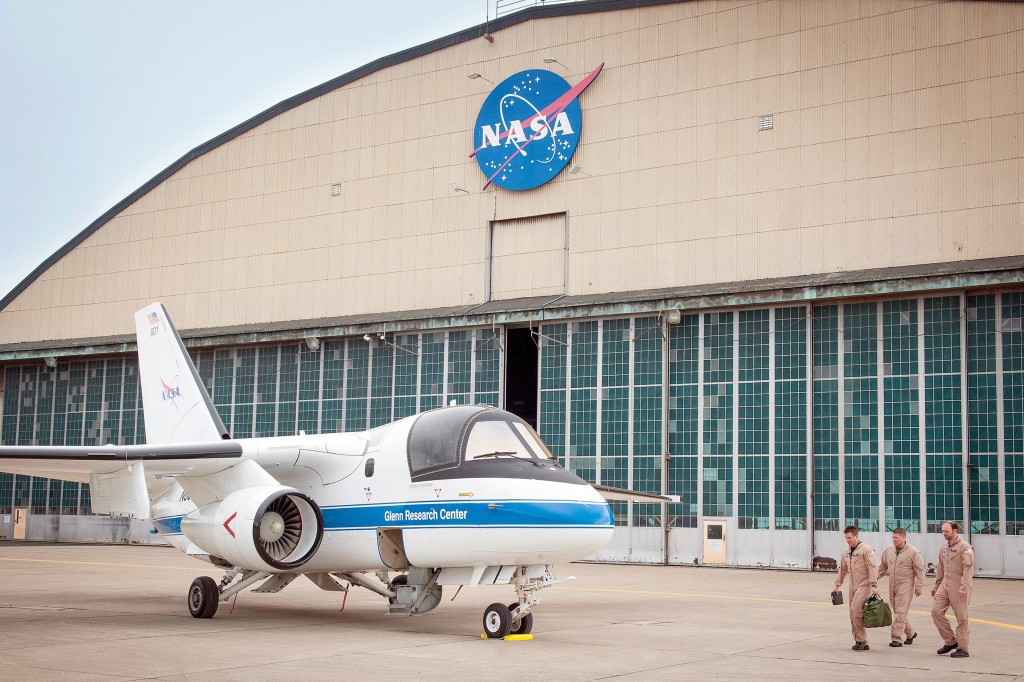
[592,485,680,504]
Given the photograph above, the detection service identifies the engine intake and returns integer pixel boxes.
[181,486,323,572]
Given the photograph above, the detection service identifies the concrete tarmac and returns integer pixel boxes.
[1,544,1022,681]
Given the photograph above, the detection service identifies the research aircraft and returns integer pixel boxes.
[0,303,667,637]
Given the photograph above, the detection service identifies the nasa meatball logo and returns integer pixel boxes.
[470,63,603,191]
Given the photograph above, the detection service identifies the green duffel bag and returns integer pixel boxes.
[863,595,893,628]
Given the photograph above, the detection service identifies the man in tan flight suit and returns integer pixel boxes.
[877,527,924,647]
[834,525,879,651]
[931,521,975,658]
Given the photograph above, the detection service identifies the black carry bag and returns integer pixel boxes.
[831,590,844,605]
[863,595,893,628]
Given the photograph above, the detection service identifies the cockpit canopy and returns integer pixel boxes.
[407,405,554,479]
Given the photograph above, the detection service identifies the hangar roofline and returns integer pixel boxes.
[1,255,1020,361]
[0,0,682,313]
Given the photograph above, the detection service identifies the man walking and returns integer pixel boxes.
[931,521,975,658]
[834,525,879,651]
[877,527,925,647]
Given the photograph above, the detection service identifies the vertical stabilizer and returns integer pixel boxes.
[135,303,229,444]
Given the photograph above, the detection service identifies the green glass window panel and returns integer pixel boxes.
[1,366,18,445]
[52,363,69,446]
[883,300,918,377]
[213,350,235,430]
[968,373,998,453]
[447,330,472,398]
[419,394,441,412]
[775,307,807,381]
[99,360,122,445]
[845,454,879,531]
[345,340,369,432]
[83,361,104,447]
[47,478,61,514]
[370,342,395,428]
[121,360,139,444]
[1007,454,1024,531]
[738,381,768,454]
[632,455,661,494]
[539,390,566,460]
[277,344,299,437]
[569,387,597,483]
[572,321,598,388]
[1007,372,1024,453]
[668,384,699,456]
[609,500,628,527]
[703,382,733,455]
[79,482,91,515]
[633,316,662,386]
[1004,293,1023,372]
[13,474,30,506]
[601,386,629,489]
[844,377,878,453]
[60,481,79,515]
[926,374,962,453]
[393,334,419,401]
[967,294,997,374]
[232,349,256,438]
[475,329,502,398]
[669,314,699,385]
[844,302,878,378]
[969,453,999,534]
[255,348,279,437]
[884,453,920,532]
[420,333,445,406]
[17,366,37,446]
[924,296,961,375]
[884,376,919,454]
[775,455,807,529]
[813,305,839,374]
[702,456,733,517]
[704,312,733,383]
[633,385,661,458]
[602,318,630,388]
[926,454,963,532]
[0,473,11,513]
[631,502,663,527]
[195,350,215,398]
[36,367,55,446]
[668,456,698,526]
[539,324,568,391]
[738,455,769,529]
[394,396,417,421]
[776,380,806,454]
[30,476,47,514]
[297,401,319,435]
[65,361,86,446]
[738,309,769,382]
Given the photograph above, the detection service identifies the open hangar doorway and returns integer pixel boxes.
[502,326,538,429]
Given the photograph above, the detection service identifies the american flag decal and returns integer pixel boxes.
[146,312,159,325]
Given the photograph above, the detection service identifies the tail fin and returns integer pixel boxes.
[135,303,229,444]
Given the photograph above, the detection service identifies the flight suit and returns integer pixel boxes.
[834,541,878,644]
[931,537,975,652]
[878,544,925,643]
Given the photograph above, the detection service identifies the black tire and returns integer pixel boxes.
[188,576,219,619]
[483,602,512,639]
[388,574,408,605]
[507,602,533,635]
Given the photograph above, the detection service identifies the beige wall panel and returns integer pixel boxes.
[5,2,1024,343]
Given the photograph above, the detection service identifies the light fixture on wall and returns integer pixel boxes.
[43,356,57,368]
[665,309,682,325]
[568,163,590,177]
[543,57,570,71]
[303,336,320,351]
[449,180,470,194]
[468,72,494,84]
[369,331,419,356]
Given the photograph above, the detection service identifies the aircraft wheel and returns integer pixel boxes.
[188,576,219,619]
[387,574,407,605]
[507,602,533,635]
[483,602,512,639]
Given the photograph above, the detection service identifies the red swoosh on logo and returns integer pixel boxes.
[223,512,237,538]
[470,63,604,190]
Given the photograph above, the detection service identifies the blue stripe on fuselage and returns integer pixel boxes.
[149,499,612,537]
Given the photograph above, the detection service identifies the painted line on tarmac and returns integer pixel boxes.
[558,586,1024,632]
[0,557,199,571]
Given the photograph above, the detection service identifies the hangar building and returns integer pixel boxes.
[1,0,1023,576]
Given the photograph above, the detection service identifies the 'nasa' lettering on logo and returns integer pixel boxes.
[471,64,603,191]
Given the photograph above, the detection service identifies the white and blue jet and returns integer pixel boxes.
[0,303,668,637]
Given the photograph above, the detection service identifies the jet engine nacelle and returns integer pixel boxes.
[180,486,324,572]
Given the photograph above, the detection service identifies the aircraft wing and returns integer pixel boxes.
[592,485,680,504]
